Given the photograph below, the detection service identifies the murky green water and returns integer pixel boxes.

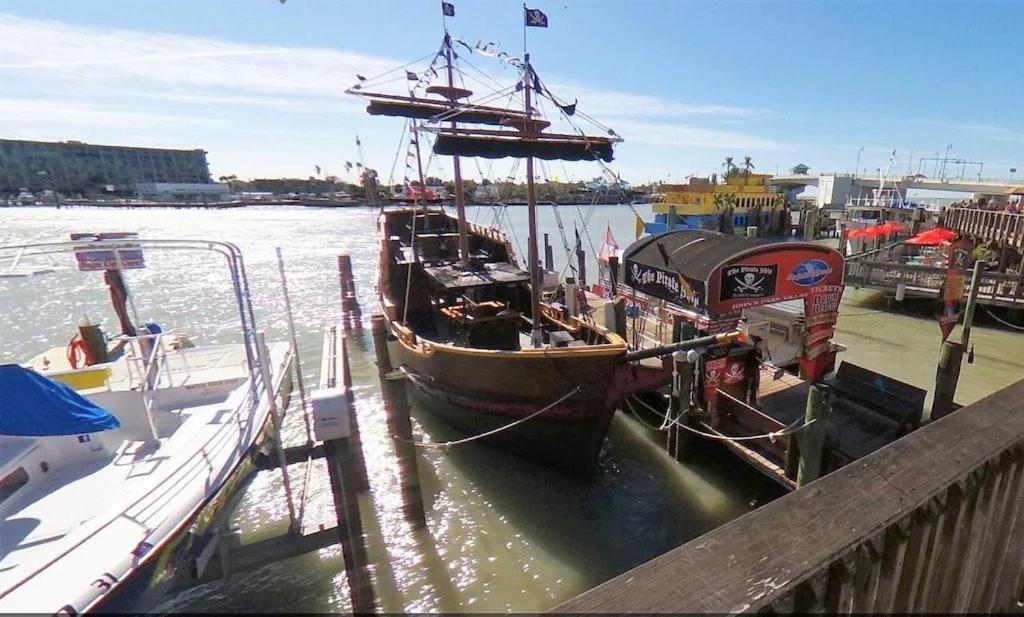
[1,204,1022,612]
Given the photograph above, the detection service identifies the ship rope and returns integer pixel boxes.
[625,393,816,443]
[982,304,1024,330]
[397,383,581,449]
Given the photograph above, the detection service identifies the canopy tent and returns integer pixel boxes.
[0,364,121,436]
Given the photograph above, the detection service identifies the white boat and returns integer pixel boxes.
[0,236,293,613]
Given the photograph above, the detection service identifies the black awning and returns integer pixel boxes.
[433,133,615,162]
[622,229,846,317]
[623,230,766,308]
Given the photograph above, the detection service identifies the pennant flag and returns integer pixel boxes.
[315,165,322,175]
[557,98,577,116]
[356,74,367,81]
[406,70,419,81]
[442,1,454,16]
[525,7,548,27]
[574,226,582,253]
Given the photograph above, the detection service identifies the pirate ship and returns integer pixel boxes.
[347,10,639,471]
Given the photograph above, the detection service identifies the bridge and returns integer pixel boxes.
[771,174,1024,197]
[554,378,1024,613]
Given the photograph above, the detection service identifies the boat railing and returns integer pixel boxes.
[0,237,264,406]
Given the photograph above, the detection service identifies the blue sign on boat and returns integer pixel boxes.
[787,259,833,287]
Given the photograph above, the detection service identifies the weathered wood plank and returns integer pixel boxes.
[553,378,1024,613]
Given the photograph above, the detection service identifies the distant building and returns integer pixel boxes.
[0,139,212,196]
[136,182,230,203]
[791,163,811,175]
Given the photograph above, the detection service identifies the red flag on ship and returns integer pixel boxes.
[598,223,619,262]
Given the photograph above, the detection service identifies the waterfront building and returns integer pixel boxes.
[0,139,212,196]
[644,171,786,235]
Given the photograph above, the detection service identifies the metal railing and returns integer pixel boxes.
[555,378,1024,613]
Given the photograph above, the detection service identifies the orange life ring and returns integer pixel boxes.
[67,337,90,369]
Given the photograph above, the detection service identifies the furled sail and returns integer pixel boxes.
[433,129,616,162]
[359,92,529,127]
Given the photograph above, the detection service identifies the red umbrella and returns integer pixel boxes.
[876,222,907,235]
[905,227,957,246]
[847,228,870,238]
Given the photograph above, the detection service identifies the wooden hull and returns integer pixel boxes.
[377,207,629,472]
[394,329,622,472]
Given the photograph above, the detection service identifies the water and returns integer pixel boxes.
[2,204,1022,612]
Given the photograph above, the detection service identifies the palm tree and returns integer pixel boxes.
[722,157,735,181]
[742,156,754,179]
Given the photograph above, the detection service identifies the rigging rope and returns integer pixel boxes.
[626,393,816,442]
[398,383,582,449]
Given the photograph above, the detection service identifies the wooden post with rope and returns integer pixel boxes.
[796,383,830,488]
[931,260,984,421]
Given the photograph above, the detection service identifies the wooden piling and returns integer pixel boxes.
[667,352,695,461]
[338,254,362,330]
[796,383,830,488]
[931,340,964,421]
[370,314,392,375]
[577,248,587,288]
[543,233,554,271]
[323,436,376,613]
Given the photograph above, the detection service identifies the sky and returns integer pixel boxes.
[0,0,1022,186]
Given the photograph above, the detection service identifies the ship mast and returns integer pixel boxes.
[443,34,471,265]
[523,54,543,348]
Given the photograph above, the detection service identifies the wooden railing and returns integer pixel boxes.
[554,378,1024,613]
[945,207,1024,250]
[845,260,1024,306]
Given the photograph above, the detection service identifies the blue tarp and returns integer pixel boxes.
[0,364,121,436]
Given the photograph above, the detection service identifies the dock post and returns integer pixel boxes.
[608,255,619,296]
[323,434,376,613]
[803,208,817,241]
[543,233,554,271]
[961,260,985,349]
[930,340,964,421]
[577,249,587,288]
[370,314,392,375]
[796,382,831,488]
[612,297,627,339]
[667,351,695,460]
[338,254,362,331]
[565,277,578,317]
[320,328,375,613]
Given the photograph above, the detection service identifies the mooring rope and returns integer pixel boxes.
[982,304,1024,331]
[626,393,815,443]
[397,384,581,449]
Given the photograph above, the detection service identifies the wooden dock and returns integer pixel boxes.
[553,377,1024,613]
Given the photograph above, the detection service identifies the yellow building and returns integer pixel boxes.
[645,172,785,234]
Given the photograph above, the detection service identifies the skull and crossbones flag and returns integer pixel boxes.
[525,7,548,27]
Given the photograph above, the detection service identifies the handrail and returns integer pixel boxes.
[555,378,1024,613]
[0,237,263,407]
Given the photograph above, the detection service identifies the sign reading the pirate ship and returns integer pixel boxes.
[626,261,699,305]
[720,264,778,301]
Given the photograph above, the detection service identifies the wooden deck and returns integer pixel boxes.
[553,377,1024,613]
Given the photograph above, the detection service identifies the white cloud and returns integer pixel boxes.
[0,14,787,177]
